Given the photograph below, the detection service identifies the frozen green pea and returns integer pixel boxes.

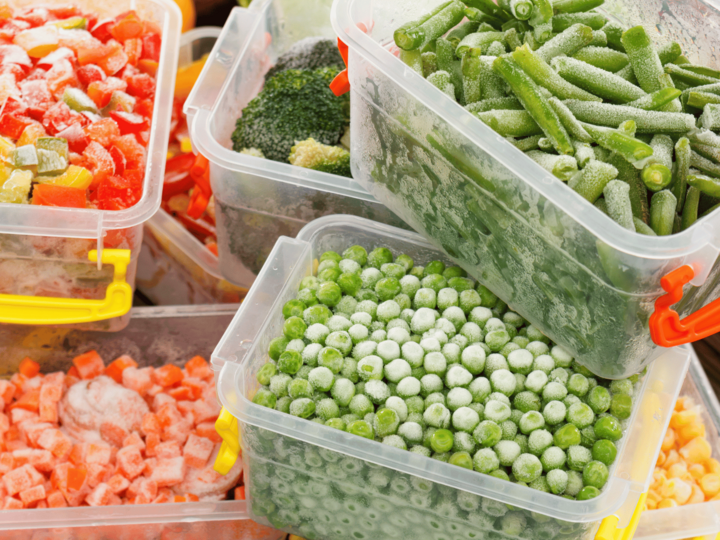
[566,374,589,397]
[348,324,369,345]
[610,378,634,396]
[327,315,352,332]
[289,398,315,418]
[563,394,582,409]
[567,401,596,429]
[331,378,355,407]
[391,293,410,312]
[554,424,582,449]
[297,288,318,307]
[338,258,361,275]
[528,429,554,456]
[449,450,474,469]
[268,337,289,361]
[520,411,546,434]
[370,329,387,342]
[550,345,573,367]
[316,398,340,420]
[299,275,319,291]
[583,460,609,489]
[514,373,526,393]
[485,329,511,352]
[269,373,292,397]
[587,386,611,414]
[543,400,567,426]
[474,420,503,447]
[398,421,424,446]
[367,247,393,269]
[288,378,313,400]
[382,435,407,450]
[308,366,334,392]
[490,369,517,397]
[543,382,568,402]
[430,428,455,453]
[355,289,378,303]
[501,419,518,440]
[488,392,511,406]
[304,304,332,326]
[423,261,445,276]
[441,343,461,365]
[567,444,592,472]
[453,431,477,454]
[381,263,406,280]
[476,284,498,308]
[500,342,521,359]
[549,367,569,385]
[350,312,373,328]
[325,331,353,356]
[424,402,451,428]
[349,394,374,417]
[341,358,359,383]
[577,485,600,500]
[257,363,277,386]
[460,322,483,344]
[325,417,346,430]
[320,250,342,263]
[513,391,541,413]
[541,446,567,472]
[594,416,622,441]
[469,306,493,328]
[282,300,305,320]
[347,419,374,439]
[510,408,524,425]
[337,272,362,297]
[275,396,292,414]
[317,347,343,374]
[277,350,303,375]
[512,453,543,483]
[421,274,448,293]
[376,277,402,302]
[435,318,457,339]
[469,377,491,404]
[529,476,551,493]
[285,339,304,353]
[473,448,500,474]
[356,301,379,322]
[253,388,277,409]
[342,245,367,265]
[485,354,510,377]
[507,348,534,375]
[525,370,548,394]
[377,340,402,363]
[374,408,401,437]
[449,276,475,292]
[532,355,555,374]
[411,307,437,334]
[437,287,459,311]
[318,267,341,283]
[366,379,391,405]
[484,400,512,423]
[513,336,530,349]
[420,374,444,397]
[399,275,421,299]
[514,434,529,454]
[610,394,632,420]
[494,440,521,467]
[459,289,482,314]
[393,253,413,271]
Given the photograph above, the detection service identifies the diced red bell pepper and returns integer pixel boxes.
[32,184,87,209]
[42,100,84,135]
[125,72,154,99]
[16,8,49,28]
[109,145,126,175]
[162,171,194,200]
[124,38,142,66]
[47,6,81,19]
[0,112,32,139]
[84,141,115,187]
[0,44,32,70]
[45,58,79,97]
[90,18,114,42]
[140,33,161,62]
[87,77,127,108]
[142,20,162,36]
[112,134,145,170]
[55,123,89,153]
[0,20,29,42]
[135,130,149,146]
[19,79,52,120]
[96,43,128,76]
[84,117,120,147]
[4,97,28,117]
[76,43,114,66]
[76,64,106,86]
[96,173,141,210]
[0,63,27,81]
[36,47,75,70]
[134,98,153,120]
[166,152,196,174]
[137,59,158,77]
[110,11,143,42]
[176,213,217,241]
[110,110,148,135]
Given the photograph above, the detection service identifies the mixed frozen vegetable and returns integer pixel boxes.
[0,353,243,508]
[0,6,159,210]
[253,245,641,500]
[231,37,351,177]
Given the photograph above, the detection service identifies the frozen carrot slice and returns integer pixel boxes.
[19,484,45,505]
[183,434,214,469]
[104,355,138,384]
[67,466,87,491]
[150,457,186,488]
[85,443,112,466]
[72,351,105,380]
[3,497,23,510]
[195,422,222,444]
[157,403,183,428]
[116,446,145,480]
[191,401,218,425]
[185,493,199,502]
[234,486,245,500]
[86,463,112,489]
[38,399,58,423]
[185,356,213,380]
[122,366,153,396]
[155,440,182,460]
[181,377,205,400]
[153,393,176,411]
[154,365,183,388]
[107,474,130,494]
[46,490,67,508]
[10,388,40,412]
[135,478,158,505]
[100,420,129,448]
[18,358,40,378]
[122,432,145,450]
[86,482,112,506]
[37,428,72,459]
[0,453,14,474]
[173,495,186,503]
[141,413,161,436]
[145,433,160,458]
[164,418,192,445]
[0,380,15,403]
[2,464,32,495]
[168,387,193,401]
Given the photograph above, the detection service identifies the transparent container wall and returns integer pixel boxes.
[335,0,720,379]
[214,215,690,540]
[186,0,406,285]
[139,210,248,305]
[633,350,720,540]
[0,225,142,332]
[0,306,283,540]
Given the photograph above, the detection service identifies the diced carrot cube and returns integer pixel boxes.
[116,446,145,480]
[153,393,175,411]
[126,477,143,499]
[143,457,157,476]
[51,463,69,490]
[192,401,219,425]
[181,378,205,400]
[122,366,153,396]
[86,463,112,488]
[86,443,113,466]
[46,490,67,508]
[185,493,199,502]
[152,491,170,504]
[10,388,40,412]
[150,457,186,488]
[100,420,129,448]
[0,380,15,403]
[86,482,112,506]
[168,387,193,401]
[122,432,145,450]
[154,365,184,388]
[183,434,214,469]
[234,486,245,500]
[3,497,23,510]
[195,422,222,443]
[37,428,72,459]
[135,479,158,505]
[68,443,86,466]
[3,464,33,495]
[163,418,192,445]
[141,413,161,435]
[145,433,160,458]
[104,355,138,384]
[72,351,105,380]
[173,495,186,503]
[146,384,163,398]
[67,467,87,491]
[185,356,213,380]
[157,403,183,428]
[0,412,9,434]
[38,399,58,423]
[35,500,48,509]
[107,474,130,494]
[19,484,45,505]
[155,440,182,460]
[0,453,14,474]
[18,358,40,378]
[197,467,222,484]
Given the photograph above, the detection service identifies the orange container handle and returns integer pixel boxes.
[187,153,212,219]
[649,265,720,346]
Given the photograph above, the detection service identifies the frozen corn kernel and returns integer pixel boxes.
[657,498,677,509]
[687,484,706,504]
[679,422,706,444]
[700,473,720,497]
[661,428,676,452]
[662,478,692,504]
[689,463,706,481]
[679,437,712,464]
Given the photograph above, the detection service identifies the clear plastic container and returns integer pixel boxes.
[0,0,182,331]
[330,0,720,379]
[633,348,720,540]
[213,214,691,540]
[137,27,253,304]
[0,304,284,540]
[184,0,407,283]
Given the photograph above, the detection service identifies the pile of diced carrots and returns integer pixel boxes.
[648,395,720,510]
[0,352,244,509]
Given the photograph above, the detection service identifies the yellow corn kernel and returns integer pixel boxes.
[668,462,688,479]
[658,498,678,509]
[706,458,720,475]
[645,498,658,510]
[687,484,705,505]
[665,449,681,467]
[662,478,692,504]
[180,138,193,154]
[712,492,720,502]
[647,489,663,504]
[689,463,706,481]
[0,135,15,158]
[679,422,706,444]
[652,470,667,489]
[670,409,698,430]
[700,473,720,497]
[656,451,667,467]
[674,397,685,411]
[661,428,677,452]
[680,437,712,464]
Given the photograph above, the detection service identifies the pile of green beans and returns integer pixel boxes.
[393,0,720,236]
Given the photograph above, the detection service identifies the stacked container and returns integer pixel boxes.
[184,0,406,284]
[0,0,181,331]
[212,215,691,540]
[0,305,284,540]
[330,0,720,379]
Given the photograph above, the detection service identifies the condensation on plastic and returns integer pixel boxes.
[330,0,720,379]
[0,0,181,331]
[633,350,720,540]
[138,27,254,304]
[0,304,284,540]
[213,214,690,539]
[183,0,406,284]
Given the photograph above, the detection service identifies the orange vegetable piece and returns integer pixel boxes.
[72,350,105,380]
[104,355,139,384]
[185,356,213,380]
[661,428,676,452]
[10,388,40,412]
[688,463,706,481]
[154,365,184,387]
[687,484,705,504]
[670,409,698,430]
[680,437,712,464]
[679,422,705,443]
[185,493,199,502]
[657,498,677,509]
[173,495,186,503]
[707,458,720,475]
[67,467,87,491]
[18,358,40,378]
[700,473,720,497]
[234,486,245,500]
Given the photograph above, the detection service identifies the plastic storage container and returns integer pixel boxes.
[212,214,691,540]
[0,0,181,331]
[0,304,284,540]
[633,349,720,540]
[330,0,720,379]
[184,0,407,284]
[137,27,253,304]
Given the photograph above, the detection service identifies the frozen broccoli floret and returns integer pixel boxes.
[231,67,349,162]
[238,147,265,158]
[289,138,352,177]
[265,37,345,81]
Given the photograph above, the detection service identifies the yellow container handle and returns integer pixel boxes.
[596,492,647,540]
[0,249,132,325]
[214,406,242,475]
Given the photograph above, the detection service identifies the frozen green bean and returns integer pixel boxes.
[551,0,605,14]
[687,91,720,109]
[467,97,523,113]
[552,56,647,103]
[476,56,508,99]
[681,186,700,230]
[700,104,720,130]
[456,32,507,57]
[693,142,720,164]
[552,12,606,31]
[509,134,544,151]
[573,46,629,72]
[672,137,690,211]
[568,159,618,202]
[464,6,507,27]
[563,100,697,133]
[400,50,423,75]
[621,26,666,94]
[494,56,575,154]
[681,64,720,79]
[582,122,654,167]
[505,28,523,51]
[573,140,595,167]
[688,172,720,198]
[602,22,624,52]
[641,134,674,191]
[665,64,719,87]
[427,70,456,99]
[510,0,534,20]
[689,129,720,149]
[549,97,593,142]
[535,23,594,63]
[461,53,483,104]
[422,51,438,78]
[603,180,635,230]
[527,150,579,180]
[691,150,720,178]
[475,109,543,136]
[487,40,507,57]
[446,21,481,48]
[394,0,466,51]
[607,153,650,223]
[649,190,677,235]
[464,0,512,20]
[589,30,607,48]
[634,217,657,235]
[625,88,682,111]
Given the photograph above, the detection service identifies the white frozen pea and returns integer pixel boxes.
[450,334,469,351]
[452,406,481,432]
[327,315,352,332]
[305,323,330,344]
[398,421,424,445]
[396,376,421,398]
[331,378,356,407]
[400,275,421,298]
[348,324,369,344]
[445,365,473,388]
[385,359,412,383]
[469,306,493,328]
[494,440,521,467]
[357,355,384,381]
[525,370,549,394]
[339,258,361,274]
[365,379,390,405]
[411,307,437,334]
[424,402,451,428]
[443,306,467,331]
[442,343,462,364]
[484,318,505,333]
[350,312,373,327]
[469,377,492,403]
[400,308,415,325]
[447,387,473,411]
[490,369,517,397]
[377,300,402,323]
[424,352,447,375]
[424,329,448,346]
[352,340,377,361]
[435,317,457,338]
[507,349,534,375]
[532,354,555,374]
[302,343,323,366]
[286,339,305,352]
[387,327,411,345]
[361,267,383,289]
[370,330,387,343]
[377,340,401,363]
[420,337,442,353]
[460,322,483,343]
[551,345,573,368]
[401,341,425,368]
[318,259,338,273]
[484,400,511,423]
[420,374,444,396]
[308,366,334,392]
[461,345,486,375]
[385,396,409,422]
[325,331,353,356]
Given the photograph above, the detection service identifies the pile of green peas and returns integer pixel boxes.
[253,244,641,500]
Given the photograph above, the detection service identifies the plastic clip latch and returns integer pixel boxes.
[187,153,212,219]
[595,492,647,540]
[213,407,241,475]
[330,38,350,96]
[649,265,720,347]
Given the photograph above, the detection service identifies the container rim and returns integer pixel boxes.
[329,0,720,263]
[0,0,182,241]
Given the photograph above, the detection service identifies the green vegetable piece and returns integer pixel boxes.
[563,100,697,133]
[649,190,678,236]
[592,439,617,466]
[603,180,635,231]
[427,69,456,99]
[526,150,578,181]
[681,186,700,230]
[277,350,303,375]
[347,419,374,439]
[446,20,482,48]
[253,388,277,409]
[688,172,720,198]
[573,46,628,72]
[343,245,368,266]
[282,299,305,319]
[594,415,622,441]
[289,397,315,418]
[551,0,604,14]
[394,0,466,51]
[13,144,38,169]
[510,0,533,20]
[610,393,632,420]
[582,122,653,168]
[535,24,594,63]
[625,88,683,111]
[634,217,657,235]
[553,424,582,449]
[288,378,313,400]
[374,407,401,437]
[268,337,289,361]
[699,104,720,131]
[583,460,609,489]
[665,63,719,87]
[621,26,668,97]
[577,485,600,500]
[400,49,423,75]
[512,453,543,482]
[257,363,277,386]
[475,109,542,137]
[449,450,474,469]
[464,0,512,20]
[687,91,720,109]
[431,428,455,453]
[568,159,618,203]
[283,316,307,340]
[456,32,507,57]
[552,56,646,103]
[63,87,99,114]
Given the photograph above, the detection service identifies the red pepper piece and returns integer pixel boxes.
[0,113,32,139]
[32,184,87,209]
[90,18,114,43]
[76,64,106,86]
[110,11,144,42]
[109,145,126,175]
[109,110,148,135]
[162,171,194,200]
[56,123,89,153]
[140,33,161,62]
